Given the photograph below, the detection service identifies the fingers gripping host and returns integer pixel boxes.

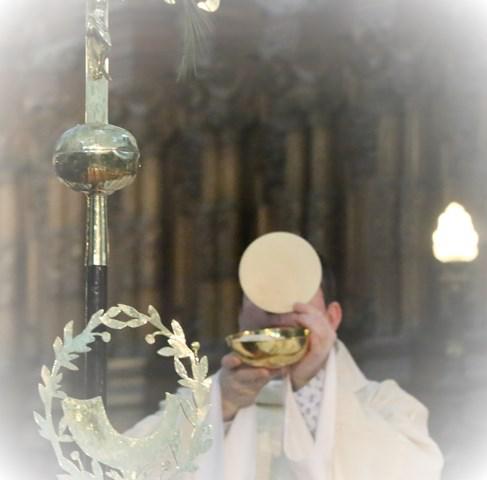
[128,232,443,480]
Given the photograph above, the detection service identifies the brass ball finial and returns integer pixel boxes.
[53,123,140,195]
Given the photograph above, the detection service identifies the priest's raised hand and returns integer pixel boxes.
[219,353,284,421]
[219,287,343,418]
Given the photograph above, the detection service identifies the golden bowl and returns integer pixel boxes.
[225,327,310,369]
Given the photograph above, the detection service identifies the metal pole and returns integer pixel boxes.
[84,0,110,400]
[86,0,109,125]
[84,194,108,399]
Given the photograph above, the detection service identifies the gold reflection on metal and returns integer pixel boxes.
[226,327,310,369]
[53,123,140,195]
[62,395,181,472]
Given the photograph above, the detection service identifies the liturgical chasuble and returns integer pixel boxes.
[128,341,444,480]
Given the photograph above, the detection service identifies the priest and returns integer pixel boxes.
[129,232,443,479]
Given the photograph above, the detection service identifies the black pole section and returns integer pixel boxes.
[83,192,109,401]
[84,265,108,400]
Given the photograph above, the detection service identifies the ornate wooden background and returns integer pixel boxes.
[1,0,487,478]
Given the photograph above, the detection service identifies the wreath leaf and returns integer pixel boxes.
[171,319,186,341]
[174,357,188,379]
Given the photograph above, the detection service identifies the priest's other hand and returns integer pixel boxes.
[219,353,283,421]
[288,301,338,391]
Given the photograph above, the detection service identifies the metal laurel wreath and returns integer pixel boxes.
[34,305,212,480]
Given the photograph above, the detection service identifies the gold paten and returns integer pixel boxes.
[226,327,310,369]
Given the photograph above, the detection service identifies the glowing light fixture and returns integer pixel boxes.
[432,202,479,263]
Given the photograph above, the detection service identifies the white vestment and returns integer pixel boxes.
[128,341,443,480]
